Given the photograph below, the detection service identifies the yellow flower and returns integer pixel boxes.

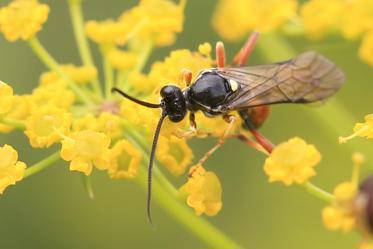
[322,181,357,232]
[360,241,373,249]
[39,64,97,86]
[30,82,75,111]
[0,144,26,194]
[142,45,213,94]
[85,19,126,45]
[359,32,373,67]
[72,114,98,132]
[157,136,193,176]
[0,81,14,114]
[60,130,111,175]
[108,139,141,179]
[97,112,122,139]
[0,95,30,133]
[300,0,343,39]
[213,0,297,41]
[0,0,49,41]
[180,165,222,216]
[25,106,72,148]
[107,48,137,71]
[263,137,321,185]
[119,0,185,46]
[339,114,373,143]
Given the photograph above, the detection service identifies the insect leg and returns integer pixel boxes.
[238,110,274,154]
[215,41,226,68]
[232,31,260,66]
[189,115,236,177]
[178,68,193,87]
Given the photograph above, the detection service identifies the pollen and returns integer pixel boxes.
[180,165,223,216]
[0,0,50,42]
[263,137,321,185]
[0,144,26,194]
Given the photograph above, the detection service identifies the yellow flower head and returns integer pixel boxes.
[40,64,97,86]
[180,165,222,216]
[30,82,75,111]
[85,19,126,45]
[138,45,213,96]
[60,130,111,175]
[0,81,14,114]
[339,114,373,143]
[359,32,373,67]
[0,95,30,133]
[157,136,193,176]
[107,48,137,71]
[119,0,185,46]
[108,139,142,179]
[264,137,321,185]
[25,106,72,148]
[213,0,297,41]
[97,112,122,139]
[300,0,343,39]
[0,0,49,41]
[0,144,26,194]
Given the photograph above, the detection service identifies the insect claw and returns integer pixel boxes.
[232,31,260,66]
[215,41,226,68]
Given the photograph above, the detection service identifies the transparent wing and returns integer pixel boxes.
[217,51,345,110]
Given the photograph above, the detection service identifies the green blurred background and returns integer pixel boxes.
[0,0,372,248]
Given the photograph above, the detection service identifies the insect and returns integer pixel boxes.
[112,32,345,225]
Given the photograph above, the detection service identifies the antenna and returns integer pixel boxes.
[147,111,167,227]
[111,87,160,108]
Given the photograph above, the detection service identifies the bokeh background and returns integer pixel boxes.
[0,0,372,248]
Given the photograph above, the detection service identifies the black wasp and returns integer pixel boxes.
[112,32,345,225]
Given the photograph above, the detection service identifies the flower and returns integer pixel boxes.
[0,0,49,41]
[263,137,321,185]
[157,135,193,176]
[213,0,298,41]
[107,49,138,71]
[359,32,373,67]
[40,65,97,86]
[85,19,126,45]
[300,0,343,39]
[0,81,14,114]
[24,106,72,148]
[119,0,185,46]
[0,95,30,133]
[60,130,111,175]
[339,114,373,143]
[180,165,222,216]
[108,139,142,179]
[0,144,26,194]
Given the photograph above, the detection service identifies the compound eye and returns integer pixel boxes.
[160,85,176,97]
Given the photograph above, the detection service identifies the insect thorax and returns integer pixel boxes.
[184,70,236,115]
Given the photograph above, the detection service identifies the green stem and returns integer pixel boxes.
[103,55,114,98]
[68,0,102,98]
[82,174,95,200]
[24,152,61,178]
[28,36,94,105]
[303,182,334,203]
[0,117,25,129]
[136,166,243,249]
[123,124,242,249]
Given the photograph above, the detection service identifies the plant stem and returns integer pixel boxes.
[303,182,334,203]
[28,36,94,105]
[0,117,25,129]
[123,125,242,249]
[68,0,103,98]
[24,152,61,178]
